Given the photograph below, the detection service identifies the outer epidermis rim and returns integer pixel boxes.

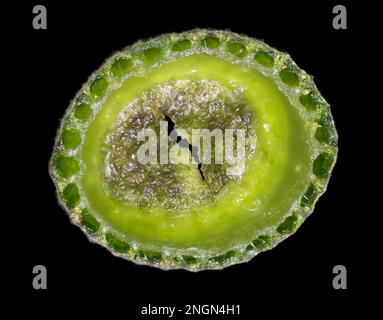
[77,56,310,249]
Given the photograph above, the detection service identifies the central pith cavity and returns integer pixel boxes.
[103,80,256,210]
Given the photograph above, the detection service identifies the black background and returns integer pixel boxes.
[6,0,377,316]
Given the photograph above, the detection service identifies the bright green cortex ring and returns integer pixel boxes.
[50,30,338,271]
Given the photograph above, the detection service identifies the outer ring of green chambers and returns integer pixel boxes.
[50,29,338,271]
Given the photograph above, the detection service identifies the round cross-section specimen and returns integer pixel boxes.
[50,30,338,271]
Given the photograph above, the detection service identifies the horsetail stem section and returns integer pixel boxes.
[49,30,338,271]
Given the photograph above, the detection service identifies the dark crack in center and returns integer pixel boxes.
[164,114,205,180]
